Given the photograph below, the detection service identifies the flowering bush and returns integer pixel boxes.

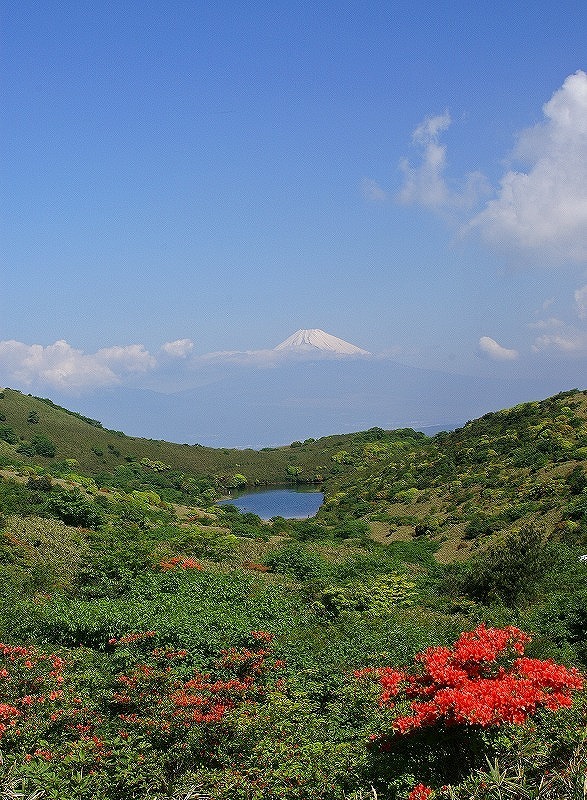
[356,624,584,799]
[110,630,274,743]
[356,625,583,734]
[0,631,286,799]
[158,555,203,571]
[0,642,66,742]
[0,640,102,771]
[407,785,433,800]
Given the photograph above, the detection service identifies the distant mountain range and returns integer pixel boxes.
[49,351,572,448]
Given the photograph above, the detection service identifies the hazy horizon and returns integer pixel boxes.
[2,2,587,439]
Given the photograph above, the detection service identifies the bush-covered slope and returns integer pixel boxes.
[320,389,587,558]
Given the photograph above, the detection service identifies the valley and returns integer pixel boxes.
[0,387,586,798]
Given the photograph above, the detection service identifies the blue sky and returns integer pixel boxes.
[2,0,587,436]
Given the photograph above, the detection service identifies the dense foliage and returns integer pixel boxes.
[0,389,587,797]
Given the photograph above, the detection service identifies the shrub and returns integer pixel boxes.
[332,519,370,540]
[46,490,104,529]
[16,434,56,458]
[30,434,56,457]
[318,574,418,617]
[458,524,554,605]
[168,526,238,560]
[264,543,329,581]
[290,519,331,541]
[0,515,87,594]
[363,624,583,730]
[26,475,52,492]
[0,479,47,516]
[0,424,15,444]
[15,441,36,456]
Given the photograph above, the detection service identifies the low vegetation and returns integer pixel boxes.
[0,388,587,798]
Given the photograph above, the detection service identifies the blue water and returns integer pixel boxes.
[217,487,324,520]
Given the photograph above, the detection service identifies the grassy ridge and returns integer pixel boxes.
[318,389,587,557]
[0,387,423,486]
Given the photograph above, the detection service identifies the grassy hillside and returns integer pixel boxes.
[3,385,587,556]
[0,387,424,492]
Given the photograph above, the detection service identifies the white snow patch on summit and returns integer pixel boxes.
[273,329,370,355]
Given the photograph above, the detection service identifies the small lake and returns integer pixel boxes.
[217,487,324,520]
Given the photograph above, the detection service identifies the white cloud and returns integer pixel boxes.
[161,338,194,357]
[528,284,587,355]
[398,111,489,211]
[469,71,587,263]
[575,285,587,319]
[196,349,282,368]
[526,317,564,330]
[0,339,157,392]
[95,344,156,373]
[197,345,376,369]
[413,112,452,144]
[398,111,452,208]
[196,347,360,368]
[532,331,587,355]
[478,336,519,361]
[361,177,387,202]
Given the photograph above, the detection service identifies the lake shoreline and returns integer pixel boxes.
[217,485,324,520]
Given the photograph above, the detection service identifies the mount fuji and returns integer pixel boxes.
[50,330,563,448]
[273,329,370,356]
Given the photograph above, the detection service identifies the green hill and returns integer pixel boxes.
[0,387,423,493]
[3,385,587,557]
[320,388,587,559]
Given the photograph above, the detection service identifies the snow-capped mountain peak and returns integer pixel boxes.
[273,329,370,355]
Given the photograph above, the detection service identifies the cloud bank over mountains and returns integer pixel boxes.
[0,303,585,399]
[0,331,374,394]
[0,324,580,447]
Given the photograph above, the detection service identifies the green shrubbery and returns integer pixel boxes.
[46,489,105,529]
[317,574,418,617]
[1,390,587,797]
[264,542,329,580]
[452,525,556,606]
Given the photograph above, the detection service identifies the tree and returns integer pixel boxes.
[30,434,56,457]
[459,524,553,605]
[0,426,18,444]
[16,434,56,458]
[286,464,302,482]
